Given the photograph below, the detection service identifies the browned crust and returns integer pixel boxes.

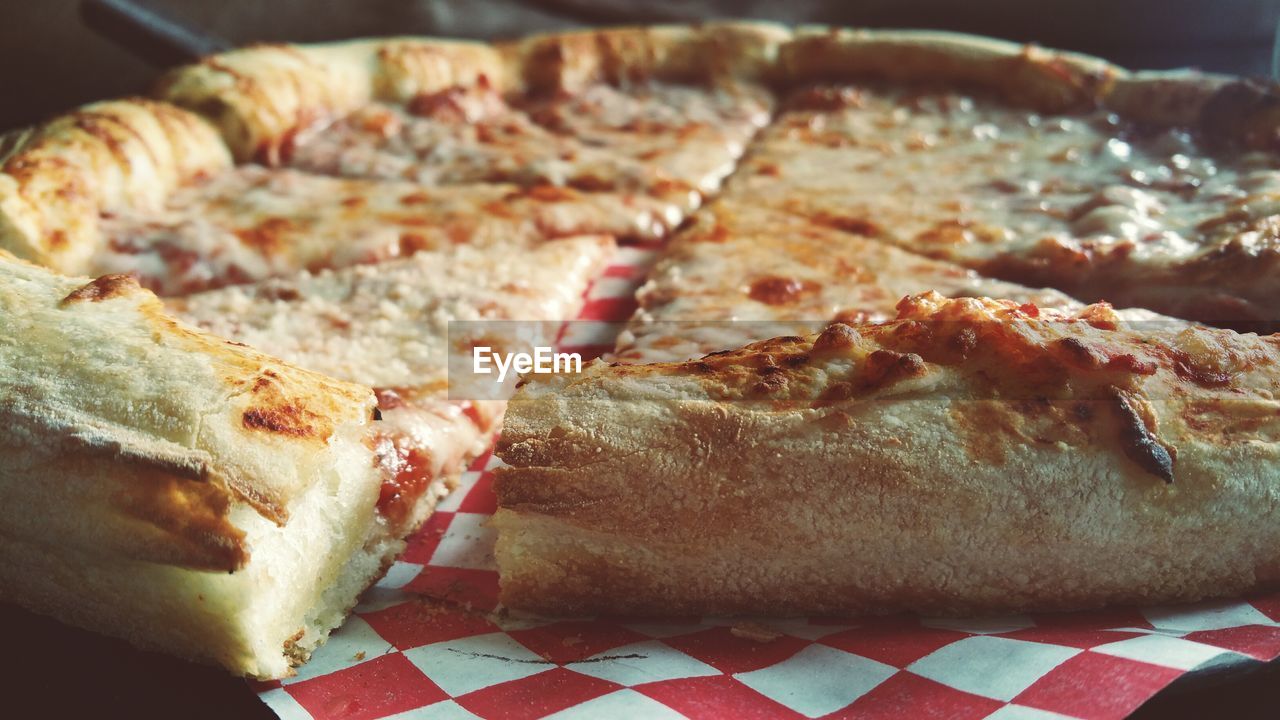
[495,294,1280,616]
[155,37,506,162]
[777,26,1122,113]
[0,251,378,568]
[502,21,790,94]
[0,99,231,274]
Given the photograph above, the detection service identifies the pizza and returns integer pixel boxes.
[0,21,1279,679]
[92,165,650,295]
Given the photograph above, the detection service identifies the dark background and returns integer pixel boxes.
[2,0,1279,131]
[3,1,1280,717]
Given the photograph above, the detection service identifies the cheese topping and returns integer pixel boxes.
[168,236,613,390]
[92,166,659,295]
[616,200,1083,363]
[732,83,1280,324]
[287,81,771,213]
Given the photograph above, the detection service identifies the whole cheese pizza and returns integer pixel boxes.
[0,22,1278,679]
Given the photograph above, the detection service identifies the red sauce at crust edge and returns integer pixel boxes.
[373,437,434,531]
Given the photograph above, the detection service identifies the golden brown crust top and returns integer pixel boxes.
[504,21,791,94]
[156,38,506,162]
[603,292,1278,400]
[0,251,377,570]
[0,99,231,274]
[777,27,1124,113]
[516,293,1279,486]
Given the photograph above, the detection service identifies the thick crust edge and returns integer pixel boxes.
[0,99,231,274]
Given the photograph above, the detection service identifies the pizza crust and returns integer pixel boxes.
[156,38,507,162]
[0,250,378,527]
[0,99,231,274]
[0,251,401,677]
[496,294,1280,615]
[777,26,1124,113]
[504,21,791,94]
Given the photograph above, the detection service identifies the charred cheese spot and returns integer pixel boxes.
[752,371,788,395]
[1110,389,1176,484]
[565,175,617,193]
[234,217,295,253]
[1052,337,1156,375]
[702,222,731,243]
[516,185,580,203]
[255,284,300,302]
[649,178,695,197]
[399,191,432,206]
[755,162,781,177]
[60,274,140,305]
[748,276,821,306]
[399,232,432,255]
[809,211,881,237]
[407,86,470,121]
[242,404,322,437]
[812,323,860,353]
[250,371,280,393]
[1165,349,1235,388]
[814,349,927,407]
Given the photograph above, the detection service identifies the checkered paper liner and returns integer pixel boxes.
[255,244,1280,720]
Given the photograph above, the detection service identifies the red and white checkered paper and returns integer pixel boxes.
[255,244,1280,720]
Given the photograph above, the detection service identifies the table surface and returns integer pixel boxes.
[2,602,1277,720]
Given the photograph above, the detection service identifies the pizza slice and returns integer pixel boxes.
[93,165,658,295]
[0,100,660,295]
[167,235,615,535]
[728,29,1280,329]
[156,24,788,224]
[0,251,395,679]
[495,292,1280,616]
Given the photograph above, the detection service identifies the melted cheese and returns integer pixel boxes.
[288,81,772,218]
[167,236,613,390]
[732,84,1280,322]
[615,200,1081,363]
[91,166,657,295]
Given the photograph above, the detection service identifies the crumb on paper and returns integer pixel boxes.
[353,651,366,661]
[731,622,782,642]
